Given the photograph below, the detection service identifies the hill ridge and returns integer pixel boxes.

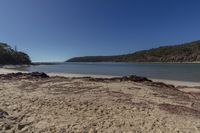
[67,40,200,63]
[0,42,31,65]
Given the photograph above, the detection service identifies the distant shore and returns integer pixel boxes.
[66,61,200,64]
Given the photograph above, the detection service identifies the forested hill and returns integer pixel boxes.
[0,42,31,65]
[67,40,200,63]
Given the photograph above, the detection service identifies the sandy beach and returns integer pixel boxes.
[1,68,200,132]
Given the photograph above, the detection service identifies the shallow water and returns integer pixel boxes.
[19,62,200,82]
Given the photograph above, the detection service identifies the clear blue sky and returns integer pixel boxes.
[0,0,200,62]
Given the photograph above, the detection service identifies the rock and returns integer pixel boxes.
[191,102,200,111]
[0,109,8,118]
[18,124,26,130]
[150,82,175,89]
[87,75,152,83]
[15,72,23,76]
[31,72,49,78]
[4,124,11,130]
[159,103,200,117]
[125,75,152,82]
[35,121,49,129]
[0,72,49,80]
[88,128,97,133]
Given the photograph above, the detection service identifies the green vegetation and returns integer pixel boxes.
[0,42,31,65]
[67,40,200,62]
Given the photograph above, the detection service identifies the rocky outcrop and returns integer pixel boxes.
[0,72,49,80]
[82,75,152,83]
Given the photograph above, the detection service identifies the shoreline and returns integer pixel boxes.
[0,68,200,87]
[1,68,200,132]
[66,61,200,64]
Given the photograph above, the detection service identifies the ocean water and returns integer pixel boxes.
[19,62,200,82]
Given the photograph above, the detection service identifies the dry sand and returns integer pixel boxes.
[0,68,200,132]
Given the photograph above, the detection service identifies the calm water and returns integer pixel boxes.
[19,62,200,82]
